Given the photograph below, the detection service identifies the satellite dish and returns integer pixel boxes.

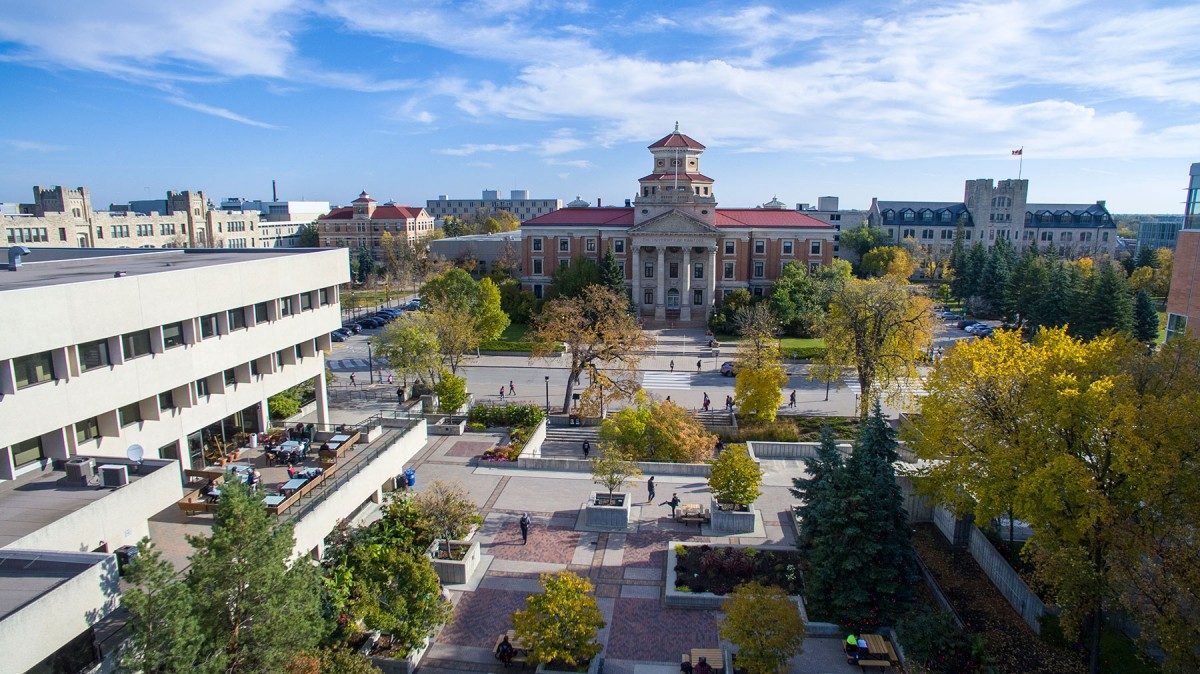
[127,444,145,467]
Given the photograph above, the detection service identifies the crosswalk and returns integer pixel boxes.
[641,371,695,390]
[842,374,926,398]
[328,358,371,372]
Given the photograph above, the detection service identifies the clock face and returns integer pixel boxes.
[657,160,664,166]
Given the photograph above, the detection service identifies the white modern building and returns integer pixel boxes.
[221,196,331,248]
[426,189,562,221]
[0,246,348,479]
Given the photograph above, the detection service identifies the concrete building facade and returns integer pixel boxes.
[0,247,348,479]
[221,197,330,248]
[426,189,561,222]
[518,128,836,324]
[317,191,436,260]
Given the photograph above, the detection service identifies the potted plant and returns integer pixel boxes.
[707,444,762,534]
[585,450,640,529]
[414,480,483,584]
[512,571,605,673]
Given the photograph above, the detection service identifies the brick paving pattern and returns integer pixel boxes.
[487,524,582,564]
[623,530,706,567]
[437,587,529,649]
[442,440,495,458]
[605,597,721,661]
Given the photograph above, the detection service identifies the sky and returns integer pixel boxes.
[1,0,1199,213]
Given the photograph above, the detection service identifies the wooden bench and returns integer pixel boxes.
[494,632,529,667]
[884,642,899,665]
[857,660,892,672]
[177,490,216,515]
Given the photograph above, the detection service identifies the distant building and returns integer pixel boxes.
[1165,163,1200,341]
[426,189,562,222]
[1133,215,1185,252]
[317,191,436,260]
[429,230,522,277]
[867,178,1117,259]
[221,196,330,248]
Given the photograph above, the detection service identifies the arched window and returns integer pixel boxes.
[666,288,680,308]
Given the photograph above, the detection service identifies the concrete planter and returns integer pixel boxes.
[535,655,602,674]
[368,633,433,674]
[426,539,480,585]
[709,497,758,534]
[428,417,466,436]
[665,541,807,615]
[584,492,630,529]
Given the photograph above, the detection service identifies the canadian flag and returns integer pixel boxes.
[1011,148,1023,156]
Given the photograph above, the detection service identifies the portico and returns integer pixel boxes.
[629,211,720,322]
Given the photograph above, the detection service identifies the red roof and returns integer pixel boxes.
[521,207,831,229]
[320,204,426,221]
[352,190,375,203]
[648,132,706,150]
[638,173,715,182]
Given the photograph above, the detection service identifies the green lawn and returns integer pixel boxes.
[480,323,536,352]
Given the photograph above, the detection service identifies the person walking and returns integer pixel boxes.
[702,393,710,412]
[499,386,505,398]
[789,390,797,408]
[509,380,516,395]
[647,476,656,503]
[396,386,404,404]
[582,439,591,458]
[669,359,675,372]
[387,373,394,385]
[696,359,702,372]
[349,372,356,386]
[725,394,734,412]
[660,492,681,518]
[519,512,531,544]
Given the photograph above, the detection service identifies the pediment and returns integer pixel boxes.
[629,209,720,236]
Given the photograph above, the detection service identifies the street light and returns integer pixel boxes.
[544,375,550,414]
[367,341,374,385]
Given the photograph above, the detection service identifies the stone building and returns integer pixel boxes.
[518,127,836,324]
[867,178,1117,259]
[316,191,436,260]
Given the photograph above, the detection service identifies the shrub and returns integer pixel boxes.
[481,445,522,462]
[720,582,807,674]
[896,610,981,674]
[512,572,605,668]
[434,371,468,414]
[781,344,828,360]
[268,391,302,420]
[468,403,545,429]
[466,421,485,432]
[708,444,763,507]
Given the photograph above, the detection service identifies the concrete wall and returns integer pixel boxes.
[2,460,182,554]
[0,550,119,674]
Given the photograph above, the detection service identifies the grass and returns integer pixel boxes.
[480,323,537,352]
[722,415,860,443]
[1157,310,1166,343]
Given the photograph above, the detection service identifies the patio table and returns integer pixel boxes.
[263,494,287,507]
[281,477,307,494]
[329,434,352,445]
[863,634,889,657]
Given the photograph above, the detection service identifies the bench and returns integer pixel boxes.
[677,509,711,528]
[857,660,892,672]
[884,642,899,664]
[494,632,529,667]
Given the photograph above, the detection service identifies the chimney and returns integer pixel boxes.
[597,198,602,207]
[1097,200,1106,208]
[272,180,277,202]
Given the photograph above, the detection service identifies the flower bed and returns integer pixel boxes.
[673,544,803,596]
[481,445,522,462]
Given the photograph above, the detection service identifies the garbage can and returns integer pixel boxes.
[404,467,416,488]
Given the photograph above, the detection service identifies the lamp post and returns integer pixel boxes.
[544,375,550,414]
[367,341,374,385]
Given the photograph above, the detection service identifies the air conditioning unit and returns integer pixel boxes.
[65,457,96,485]
[99,464,129,488]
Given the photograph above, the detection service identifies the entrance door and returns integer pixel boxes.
[666,288,680,308]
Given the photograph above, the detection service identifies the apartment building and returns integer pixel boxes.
[426,189,561,222]
[0,247,348,479]
[317,191,436,259]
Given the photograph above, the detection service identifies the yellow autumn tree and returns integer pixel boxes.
[512,572,605,668]
[819,277,932,417]
[598,392,717,463]
[733,303,788,421]
[720,582,806,674]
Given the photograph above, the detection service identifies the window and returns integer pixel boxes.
[121,330,152,359]
[14,351,55,388]
[118,402,142,427]
[159,390,175,411]
[280,297,294,317]
[921,210,933,222]
[645,262,654,278]
[585,238,596,252]
[254,302,270,323]
[10,436,44,468]
[830,213,841,221]
[921,229,933,239]
[754,240,765,254]
[669,262,679,279]
[558,258,569,270]
[752,286,764,297]
[78,340,111,371]
[200,314,218,338]
[162,322,185,348]
[76,417,100,443]
[532,238,543,252]
[532,258,543,275]
[558,237,570,253]
[319,288,330,305]
[643,289,653,305]
[300,293,313,311]
[693,289,704,305]
[275,351,285,368]
[940,229,954,240]
[940,211,952,223]
[1166,313,1188,341]
[1061,232,1073,242]
[533,284,544,299]
[902,210,915,221]
[753,261,765,278]
[724,240,735,255]
[195,378,210,397]
[224,368,236,386]
[693,263,704,279]
[810,241,822,255]
[724,262,734,279]
[1102,231,1109,242]
[613,239,625,253]
[782,240,794,255]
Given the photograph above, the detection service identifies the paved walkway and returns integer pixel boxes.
[398,433,859,674]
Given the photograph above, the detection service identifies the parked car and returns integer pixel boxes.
[332,327,351,337]
[342,323,362,334]
[941,311,962,320]
[720,361,736,377]
[404,299,422,311]
[380,308,404,317]
[331,331,346,342]
[965,323,989,335]
[975,326,995,338]
[957,319,981,330]
[358,318,384,329]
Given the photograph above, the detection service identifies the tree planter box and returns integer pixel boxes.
[709,497,758,534]
[535,655,602,674]
[368,632,434,674]
[584,492,630,529]
[665,541,807,614]
[428,417,466,436]
[426,539,480,585]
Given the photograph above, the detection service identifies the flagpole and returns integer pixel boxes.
[1018,146,1024,180]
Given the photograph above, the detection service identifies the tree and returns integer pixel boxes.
[317,649,383,674]
[591,449,641,498]
[895,610,980,674]
[355,246,375,283]
[120,539,206,673]
[598,393,717,463]
[442,215,473,238]
[268,390,302,420]
[860,246,915,279]
[373,316,443,389]
[1134,245,1157,270]
[1081,260,1133,339]
[546,256,602,299]
[412,480,481,557]
[709,287,752,335]
[770,261,848,337]
[733,358,788,422]
[498,277,537,324]
[421,267,510,372]
[599,250,625,296]
[1152,247,1173,297]
[790,425,844,553]
[979,238,1015,316]
[1133,289,1158,342]
[185,480,324,673]
[720,582,807,674]
[840,224,889,259]
[512,572,605,669]
[295,223,319,247]
[435,369,468,413]
[734,303,780,364]
[819,277,933,417]
[1128,265,1155,292]
[530,285,651,412]
[708,443,763,507]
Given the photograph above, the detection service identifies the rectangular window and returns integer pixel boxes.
[159,390,175,411]
[753,261,765,278]
[782,240,793,255]
[195,378,210,397]
[754,240,765,255]
[300,293,313,311]
[78,340,111,371]
[693,263,704,279]
[752,286,764,297]
[319,288,330,305]
[1102,231,1109,242]
[558,237,569,253]
[558,258,569,270]
[724,240,735,255]
[533,284,544,299]
[76,417,100,443]
[613,239,625,253]
[643,289,653,305]
[250,360,260,377]
[280,297,294,317]
[810,241,821,255]
[200,314,218,338]
[10,436,45,468]
[532,238,543,252]
[254,302,270,323]
[532,258,543,275]
[585,238,596,252]
[121,330,152,359]
[275,351,285,368]
[162,322,185,348]
[14,351,56,388]
[645,262,654,278]
[1166,313,1188,341]
[224,368,236,386]
[669,262,679,279]
[693,289,704,305]
[118,402,142,427]
[724,261,735,279]
[228,307,247,331]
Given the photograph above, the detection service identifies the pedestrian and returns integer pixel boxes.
[696,359,702,372]
[582,439,590,458]
[666,395,671,403]
[397,386,404,404]
[660,492,681,518]
[669,359,675,372]
[349,372,356,386]
[519,512,530,544]
[647,476,656,503]
[789,390,797,408]
[725,394,734,412]
[702,393,710,412]
[499,386,505,398]
[509,380,516,395]
[387,373,394,385]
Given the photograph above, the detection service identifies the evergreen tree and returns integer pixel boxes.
[598,250,625,296]
[1135,245,1157,270]
[120,539,207,673]
[1065,263,1095,338]
[1085,261,1134,339]
[1033,261,1071,332]
[790,425,844,553]
[979,239,1013,315]
[962,241,988,302]
[1133,289,1158,343]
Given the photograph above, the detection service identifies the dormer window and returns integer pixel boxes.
[902,210,915,221]
[940,211,952,222]
[921,210,932,222]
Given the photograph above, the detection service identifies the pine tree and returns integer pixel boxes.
[1085,261,1134,338]
[120,539,207,673]
[599,250,625,295]
[948,224,968,299]
[979,239,1013,315]
[963,241,988,303]
[1034,261,1072,331]
[1135,245,1157,270]
[790,425,844,553]
[1133,289,1159,342]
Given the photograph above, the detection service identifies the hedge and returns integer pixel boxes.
[467,403,545,428]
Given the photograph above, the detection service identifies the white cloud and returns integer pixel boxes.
[165,97,279,129]
[2,139,67,152]
[546,158,591,168]
[436,143,529,156]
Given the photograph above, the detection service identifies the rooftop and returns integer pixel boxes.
[0,459,173,548]
[0,550,111,620]
[320,204,426,220]
[0,248,322,292]
[522,207,832,229]
[434,231,521,242]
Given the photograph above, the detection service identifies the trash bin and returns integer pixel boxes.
[115,545,139,576]
[404,467,416,487]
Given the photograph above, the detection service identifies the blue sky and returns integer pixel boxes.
[1,0,1199,213]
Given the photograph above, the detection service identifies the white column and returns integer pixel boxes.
[681,247,692,320]
[655,247,666,319]
[315,367,329,426]
[707,247,717,316]
[257,395,270,432]
[631,247,641,313]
